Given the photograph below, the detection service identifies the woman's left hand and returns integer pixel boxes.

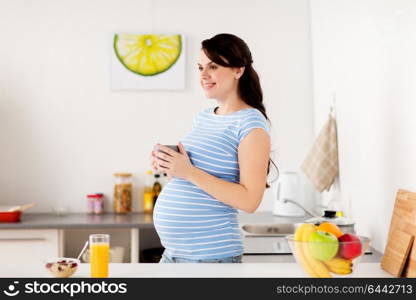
[153,142,194,180]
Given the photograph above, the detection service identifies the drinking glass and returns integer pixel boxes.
[89,234,110,278]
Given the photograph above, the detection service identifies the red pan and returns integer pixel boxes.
[0,211,22,222]
[0,203,37,223]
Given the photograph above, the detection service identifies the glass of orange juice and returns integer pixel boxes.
[89,234,110,278]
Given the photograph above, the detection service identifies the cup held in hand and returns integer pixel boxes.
[153,145,179,162]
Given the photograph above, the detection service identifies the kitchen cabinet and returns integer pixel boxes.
[0,213,155,264]
[0,229,63,264]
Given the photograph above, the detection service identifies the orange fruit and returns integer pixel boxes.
[316,222,343,238]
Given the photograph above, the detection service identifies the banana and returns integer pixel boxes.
[293,224,332,278]
[293,224,319,277]
[323,257,353,275]
[294,224,306,241]
[300,225,332,278]
[324,257,352,269]
[326,266,352,275]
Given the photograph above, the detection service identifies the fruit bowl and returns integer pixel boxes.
[286,223,370,278]
[44,258,80,278]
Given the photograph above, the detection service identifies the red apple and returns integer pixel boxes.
[338,233,362,259]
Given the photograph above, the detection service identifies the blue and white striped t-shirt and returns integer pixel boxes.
[153,106,271,260]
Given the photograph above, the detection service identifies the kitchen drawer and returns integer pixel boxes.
[0,229,60,264]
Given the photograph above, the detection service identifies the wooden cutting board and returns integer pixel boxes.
[404,240,416,277]
[381,189,416,277]
[381,230,414,277]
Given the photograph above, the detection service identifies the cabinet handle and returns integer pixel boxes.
[0,238,47,242]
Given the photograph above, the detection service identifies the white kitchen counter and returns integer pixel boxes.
[0,263,391,278]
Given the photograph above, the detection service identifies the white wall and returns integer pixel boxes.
[0,0,314,213]
[310,0,416,252]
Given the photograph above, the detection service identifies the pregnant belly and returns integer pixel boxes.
[155,178,232,211]
[153,182,238,235]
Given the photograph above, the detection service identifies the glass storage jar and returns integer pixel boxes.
[113,173,133,214]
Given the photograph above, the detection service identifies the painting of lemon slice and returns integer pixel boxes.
[114,34,182,76]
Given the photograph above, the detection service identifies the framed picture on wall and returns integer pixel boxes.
[110,33,185,90]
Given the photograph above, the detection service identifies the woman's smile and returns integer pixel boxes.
[202,82,216,90]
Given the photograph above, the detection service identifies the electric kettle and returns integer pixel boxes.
[272,172,305,217]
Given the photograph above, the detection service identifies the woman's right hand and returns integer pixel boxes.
[149,150,159,173]
[149,149,173,181]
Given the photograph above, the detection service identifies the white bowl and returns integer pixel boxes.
[44,257,80,278]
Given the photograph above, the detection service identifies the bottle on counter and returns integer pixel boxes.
[161,173,169,189]
[152,174,162,205]
[113,173,133,214]
[87,194,96,214]
[94,193,104,214]
[143,170,154,214]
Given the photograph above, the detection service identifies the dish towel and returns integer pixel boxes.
[301,114,339,192]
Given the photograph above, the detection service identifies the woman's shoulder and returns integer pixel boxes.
[238,108,271,135]
[241,107,268,121]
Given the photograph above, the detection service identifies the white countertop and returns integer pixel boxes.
[0,263,391,278]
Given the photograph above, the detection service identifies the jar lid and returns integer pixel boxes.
[87,193,103,198]
[114,173,132,177]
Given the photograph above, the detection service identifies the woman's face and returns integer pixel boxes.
[198,50,242,100]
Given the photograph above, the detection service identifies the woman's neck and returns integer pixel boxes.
[215,94,250,115]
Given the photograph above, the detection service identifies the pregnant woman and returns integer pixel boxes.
[150,33,275,263]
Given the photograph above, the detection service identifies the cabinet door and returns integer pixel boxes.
[0,229,59,264]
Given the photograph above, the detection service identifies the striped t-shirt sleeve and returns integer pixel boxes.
[237,111,271,143]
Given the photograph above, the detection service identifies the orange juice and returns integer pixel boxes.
[90,242,109,278]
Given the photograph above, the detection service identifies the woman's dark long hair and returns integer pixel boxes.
[201,33,278,188]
